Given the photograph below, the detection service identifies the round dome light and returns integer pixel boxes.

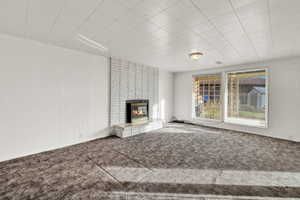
[189,52,203,60]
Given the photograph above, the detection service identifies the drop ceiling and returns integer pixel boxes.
[0,0,300,71]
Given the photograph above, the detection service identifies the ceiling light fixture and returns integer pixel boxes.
[76,34,108,51]
[189,52,203,60]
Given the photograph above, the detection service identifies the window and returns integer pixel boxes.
[225,69,267,127]
[192,69,268,127]
[193,74,222,120]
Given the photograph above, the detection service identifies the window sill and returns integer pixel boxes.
[224,118,267,128]
[190,118,224,126]
[190,117,267,129]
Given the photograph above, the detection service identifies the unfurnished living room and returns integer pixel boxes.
[0,0,300,199]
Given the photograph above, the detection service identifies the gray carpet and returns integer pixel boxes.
[0,123,299,199]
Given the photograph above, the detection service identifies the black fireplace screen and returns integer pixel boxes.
[126,100,149,124]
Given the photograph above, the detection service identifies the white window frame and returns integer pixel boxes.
[192,73,223,122]
[224,68,269,128]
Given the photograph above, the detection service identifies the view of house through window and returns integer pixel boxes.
[193,74,221,120]
[226,69,267,126]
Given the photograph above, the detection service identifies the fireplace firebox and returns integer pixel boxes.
[126,100,149,124]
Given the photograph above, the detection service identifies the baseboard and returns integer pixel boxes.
[0,131,111,163]
[172,120,300,143]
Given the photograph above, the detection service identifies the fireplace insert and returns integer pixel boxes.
[126,99,149,124]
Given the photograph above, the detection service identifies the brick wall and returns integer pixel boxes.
[110,57,159,126]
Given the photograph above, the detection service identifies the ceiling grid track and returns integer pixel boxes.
[24,0,30,36]
[189,0,242,59]
[2,0,298,70]
[228,0,260,58]
[73,0,105,35]
[192,29,227,62]
[48,0,68,34]
[267,0,274,49]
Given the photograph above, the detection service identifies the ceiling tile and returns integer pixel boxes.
[0,0,299,71]
[116,0,142,9]
[163,0,207,27]
[27,0,65,38]
[232,0,264,8]
[0,0,27,35]
[50,0,103,38]
[131,0,179,18]
[234,0,268,19]
[270,0,300,27]
[191,0,232,18]
[149,11,178,28]
[270,0,300,14]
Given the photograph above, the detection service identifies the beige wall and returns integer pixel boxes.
[0,34,110,161]
[159,70,174,123]
[0,33,176,162]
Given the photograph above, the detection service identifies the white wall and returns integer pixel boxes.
[159,70,174,123]
[0,34,110,162]
[174,57,300,142]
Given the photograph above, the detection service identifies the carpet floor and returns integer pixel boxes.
[0,123,300,199]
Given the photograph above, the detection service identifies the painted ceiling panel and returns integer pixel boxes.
[0,0,299,71]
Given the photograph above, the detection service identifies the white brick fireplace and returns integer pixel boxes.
[110,57,163,137]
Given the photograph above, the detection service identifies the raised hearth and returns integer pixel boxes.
[112,120,163,138]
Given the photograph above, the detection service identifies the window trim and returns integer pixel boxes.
[192,72,223,122]
[191,68,269,128]
[224,68,269,128]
